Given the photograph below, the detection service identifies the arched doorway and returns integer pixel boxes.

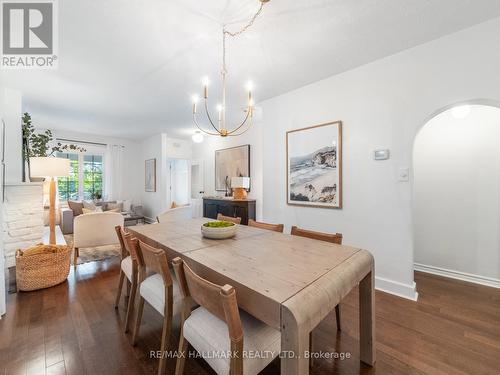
[412,104,500,287]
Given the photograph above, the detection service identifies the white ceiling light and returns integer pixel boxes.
[451,105,471,119]
[192,130,204,143]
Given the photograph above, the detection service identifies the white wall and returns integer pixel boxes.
[414,105,500,285]
[141,134,167,220]
[0,87,23,183]
[192,118,264,220]
[194,17,500,299]
[260,18,500,299]
[140,134,193,220]
[0,86,22,318]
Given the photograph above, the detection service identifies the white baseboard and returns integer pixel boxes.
[375,276,419,301]
[414,263,500,289]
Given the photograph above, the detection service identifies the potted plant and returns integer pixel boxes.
[22,112,86,181]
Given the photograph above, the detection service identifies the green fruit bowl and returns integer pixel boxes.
[201,221,237,239]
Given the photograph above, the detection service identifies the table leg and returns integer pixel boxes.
[359,268,375,366]
[281,306,310,375]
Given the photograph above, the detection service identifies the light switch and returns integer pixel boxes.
[398,167,409,182]
[373,149,390,160]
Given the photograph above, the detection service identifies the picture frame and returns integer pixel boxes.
[145,158,156,192]
[286,121,342,208]
[215,144,250,192]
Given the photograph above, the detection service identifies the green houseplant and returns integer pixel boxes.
[22,112,86,181]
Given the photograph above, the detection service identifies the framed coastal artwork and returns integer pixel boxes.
[145,158,156,192]
[215,145,250,191]
[286,121,342,208]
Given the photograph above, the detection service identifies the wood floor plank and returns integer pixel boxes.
[1,259,499,375]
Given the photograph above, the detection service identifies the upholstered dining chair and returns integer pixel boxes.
[114,226,139,333]
[248,219,284,233]
[216,213,242,224]
[132,241,183,375]
[291,225,343,367]
[156,205,193,223]
[172,257,281,375]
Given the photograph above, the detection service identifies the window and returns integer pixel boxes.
[57,152,104,201]
[57,153,79,200]
[83,155,103,200]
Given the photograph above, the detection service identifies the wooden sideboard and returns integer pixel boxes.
[202,197,256,225]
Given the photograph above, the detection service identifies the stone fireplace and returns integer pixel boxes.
[2,183,44,267]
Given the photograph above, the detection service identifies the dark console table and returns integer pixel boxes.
[203,197,256,225]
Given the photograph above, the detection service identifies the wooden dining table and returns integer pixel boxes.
[128,217,375,375]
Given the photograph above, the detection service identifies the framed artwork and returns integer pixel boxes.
[145,158,156,192]
[215,145,250,191]
[286,121,342,208]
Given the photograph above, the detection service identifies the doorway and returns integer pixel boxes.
[413,104,500,287]
[168,159,189,208]
[190,159,204,217]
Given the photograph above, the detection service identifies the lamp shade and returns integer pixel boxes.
[231,176,250,189]
[30,157,70,178]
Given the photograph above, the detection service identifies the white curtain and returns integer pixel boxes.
[104,144,124,201]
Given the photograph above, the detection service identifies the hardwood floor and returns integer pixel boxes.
[1,257,499,375]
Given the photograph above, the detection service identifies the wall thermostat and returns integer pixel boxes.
[373,149,390,160]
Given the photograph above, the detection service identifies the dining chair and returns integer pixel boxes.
[114,226,138,333]
[248,219,284,233]
[156,205,193,223]
[216,213,242,224]
[172,257,281,375]
[132,241,182,375]
[290,225,343,367]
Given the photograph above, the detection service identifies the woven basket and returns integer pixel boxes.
[15,244,71,292]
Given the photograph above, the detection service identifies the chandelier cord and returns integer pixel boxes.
[222,1,265,75]
[224,2,265,38]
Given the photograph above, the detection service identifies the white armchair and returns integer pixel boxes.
[73,212,124,267]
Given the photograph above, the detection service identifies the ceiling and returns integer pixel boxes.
[2,0,500,140]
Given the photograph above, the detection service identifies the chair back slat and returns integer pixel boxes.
[122,231,142,266]
[216,213,242,224]
[248,219,284,233]
[291,226,343,245]
[138,241,173,287]
[172,257,243,341]
[115,226,128,259]
[116,226,140,262]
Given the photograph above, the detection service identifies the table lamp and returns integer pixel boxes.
[30,157,70,244]
[231,177,250,200]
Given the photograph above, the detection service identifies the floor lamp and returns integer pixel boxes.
[30,157,70,245]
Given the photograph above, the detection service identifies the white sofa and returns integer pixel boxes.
[73,212,124,266]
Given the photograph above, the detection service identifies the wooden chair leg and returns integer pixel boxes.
[125,279,131,298]
[73,247,79,269]
[132,296,145,346]
[175,332,189,375]
[158,314,172,375]
[335,304,341,331]
[124,278,137,333]
[309,331,314,368]
[114,271,125,309]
